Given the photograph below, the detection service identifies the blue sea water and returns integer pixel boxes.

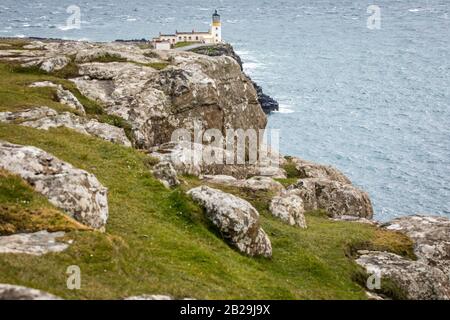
[0,0,449,221]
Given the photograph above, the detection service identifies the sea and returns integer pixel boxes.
[0,0,449,221]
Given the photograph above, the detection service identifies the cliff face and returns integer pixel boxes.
[3,40,267,149]
[192,44,280,113]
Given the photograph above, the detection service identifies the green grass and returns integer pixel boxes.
[138,62,169,70]
[88,53,128,63]
[0,170,87,235]
[174,41,197,48]
[0,124,414,299]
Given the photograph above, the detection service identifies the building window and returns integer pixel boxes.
[178,37,181,40]
[196,36,199,40]
[188,36,191,40]
[216,27,218,30]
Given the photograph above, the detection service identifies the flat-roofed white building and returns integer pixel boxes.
[152,10,222,48]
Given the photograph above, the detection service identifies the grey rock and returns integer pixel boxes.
[29,81,85,114]
[0,106,57,123]
[384,215,450,276]
[187,186,272,257]
[289,178,373,219]
[0,231,69,255]
[152,161,180,188]
[269,193,307,228]
[290,157,351,184]
[356,251,450,300]
[239,176,284,193]
[0,284,61,300]
[1,108,131,147]
[0,141,108,230]
[40,56,70,73]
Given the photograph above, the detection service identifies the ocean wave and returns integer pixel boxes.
[277,104,295,114]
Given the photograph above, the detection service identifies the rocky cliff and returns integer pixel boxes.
[0,38,448,300]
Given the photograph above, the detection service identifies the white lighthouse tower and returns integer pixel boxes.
[211,10,222,43]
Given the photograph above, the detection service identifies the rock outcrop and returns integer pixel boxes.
[0,284,61,300]
[356,251,450,300]
[187,186,272,257]
[0,107,131,147]
[0,141,108,230]
[149,142,285,179]
[289,157,351,184]
[384,215,450,275]
[29,81,86,114]
[191,43,279,113]
[356,215,450,300]
[288,178,373,219]
[0,231,69,255]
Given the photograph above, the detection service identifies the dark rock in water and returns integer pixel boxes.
[251,80,279,113]
[191,44,279,114]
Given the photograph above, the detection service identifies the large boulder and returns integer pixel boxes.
[39,56,70,73]
[289,178,373,219]
[0,141,108,230]
[0,231,69,255]
[187,186,272,257]
[0,284,61,300]
[238,176,284,193]
[269,193,307,228]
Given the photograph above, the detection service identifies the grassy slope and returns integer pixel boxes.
[0,40,413,299]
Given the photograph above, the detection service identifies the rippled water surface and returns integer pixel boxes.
[1,0,449,220]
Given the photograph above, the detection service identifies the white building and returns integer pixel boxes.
[152,10,222,48]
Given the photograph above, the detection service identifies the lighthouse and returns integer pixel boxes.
[212,10,222,43]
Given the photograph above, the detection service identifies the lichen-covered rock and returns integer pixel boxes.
[29,81,86,114]
[149,142,282,179]
[56,86,86,114]
[289,178,373,219]
[187,186,272,257]
[70,48,266,149]
[0,106,57,123]
[356,251,450,300]
[239,176,284,193]
[0,284,61,300]
[202,174,238,185]
[0,141,108,230]
[290,157,351,184]
[40,56,70,73]
[383,215,450,276]
[269,194,307,228]
[152,161,180,188]
[0,231,69,255]
[0,108,131,147]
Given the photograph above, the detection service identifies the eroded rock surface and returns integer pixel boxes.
[0,284,61,300]
[356,251,450,300]
[29,81,85,114]
[0,231,69,255]
[288,178,373,219]
[0,141,108,230]
[269,193,307,228]
[0,107,131,147]
[187,186,272,257]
